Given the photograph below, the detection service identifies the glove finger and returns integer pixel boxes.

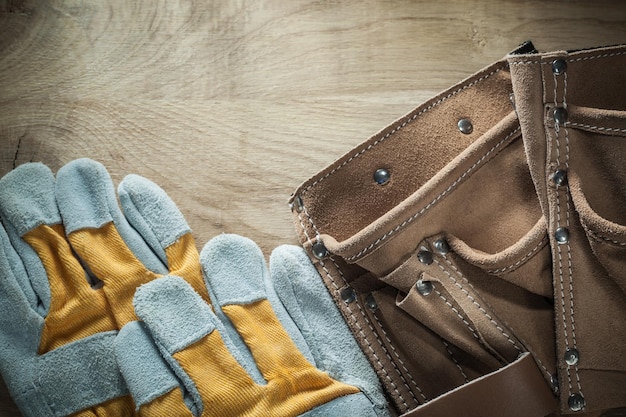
[0,223,43,371]
[200,234,319,381]
[199,234,278,384]
[55,158,167,275]
[270,245,390,416]
[117,174,189,266]
[132,276,259,416]
[117,174,209,302]
[200,234,312,360]
[55,159,174,326]
[115,321,193,417]
[0,215,39,313]
[0,163,57,312]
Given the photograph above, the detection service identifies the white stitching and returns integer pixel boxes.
[553,71,559,115]
[297,212,315,246]
[554,64,587,399]
[301,65,507,194]
[584,228,626,246]
[509,50,626,66]
[486,235,549,274]
[533,355,553,381]
[556,242,572,391]
[318,259,411,409]
[565,122,626,133]
[302,205,323,244]
[508,60,541,65]
[433,288,481,343]
[434,257,524,353]
[567,50,626,62]
[371,313,428,403]
[345,127,521,261]
[441,339,469,383]
[325,257,418,409]
[566,190,584,394]
[553,68,574,394]
[562,70,583,394]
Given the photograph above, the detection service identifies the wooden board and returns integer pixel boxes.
[1,0,625,414]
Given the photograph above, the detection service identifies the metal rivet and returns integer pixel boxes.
[568,393,585,412]
[416,279,433,296]
[365,293,378,310]
[373,168,391,185]
[554,107,568,124]
[292,194,304,212]
[552,59,567,75]
[417,249,433,265]
[550,374,560,394]
[433,238,450,255]
[312,242,329,259]
[340,287,356,303]
[457,118,473,134]
[509,93,516,110]
[552,169,568,186]
[564,348,579,366]
[555,227,570,244]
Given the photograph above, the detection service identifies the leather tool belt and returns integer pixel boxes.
[290,42,626,417]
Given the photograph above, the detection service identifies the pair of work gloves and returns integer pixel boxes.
[0,158,390,417]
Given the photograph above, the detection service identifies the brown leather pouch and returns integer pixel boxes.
[291,43,626,417]
[509,44,626,416]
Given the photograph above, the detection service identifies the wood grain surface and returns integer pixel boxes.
[0,0,625,415]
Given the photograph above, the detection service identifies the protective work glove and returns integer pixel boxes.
[0,158,209,416]
[115,233,390,417]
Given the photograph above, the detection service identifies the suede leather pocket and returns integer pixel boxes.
[444,216,551,298]
[317,111,536,272]
[550,104,626,382]
[570,167,626,286]
[434,219,556,380]
[384,217,556,387]
[395,271,505,370]
[317,111,556,400]
[551,105,626,226]
[564,105,626,285]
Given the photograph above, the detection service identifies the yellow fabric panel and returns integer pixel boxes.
[172,300,359,416]
[163,233,210,303]
[24,224,118,353]
[221,300,318,382]
[139,387,194,417]
[28,221,208,351]
[174,327,260,416]
[68,223,159,327]
[69,395,136,417]
[68,224,210,324]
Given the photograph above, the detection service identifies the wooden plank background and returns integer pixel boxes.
[0,0,625,414]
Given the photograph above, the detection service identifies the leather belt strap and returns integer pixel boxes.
[401,353,557,417]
